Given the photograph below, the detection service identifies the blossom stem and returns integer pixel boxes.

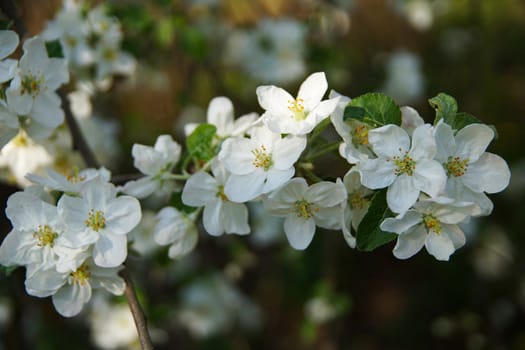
[121,267,154,350]
[304,142,340,161]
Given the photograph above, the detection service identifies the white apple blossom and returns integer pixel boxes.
[329,90,375,164]
[24,258,125,317]
[358,123,446,214]
[340,169,374,248]
[182,161,250,236]
[0,130,53,187]
[256,72,340,135]
[89,295,139,350]
[0,30,19,83]
[224,18,306,84]
[42,0,94,67]
[58,177,141,267]
[380,197,477,261]
[153,207,198,259]
[177,274,261,339]
[6,37,69,137]
[184,96,258,139]
[218,125,306,202]
[0,192,66,270]
[122,134,182,198]
[26,166,111,193]
[434,120,511,216]
[265,177,347,250]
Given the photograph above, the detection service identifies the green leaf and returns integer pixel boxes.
[344,93,401,127]
[45,40,64,58]
[449,112,483,131]
[356,189,396,251]
[428,92,458,123]
[186,123,217,161]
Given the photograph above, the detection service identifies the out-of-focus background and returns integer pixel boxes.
[1,0,524,349]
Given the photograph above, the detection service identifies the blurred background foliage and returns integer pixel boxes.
[1,0,525,349]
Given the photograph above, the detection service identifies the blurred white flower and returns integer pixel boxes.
[177,274,261,338]
[382,50,424,105]
[153,207,198,259]
[224,18,306,84]
[89,295,139,350]
[305,296,337,324]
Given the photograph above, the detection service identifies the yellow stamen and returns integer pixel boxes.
[33,225,58,247]
[252,145,273,171]
[70,263,91,286]
[85,209,106,232]
[422,214,441,234]
[288,98,307,121]
[392,150,416,176]
[444,156,469,177]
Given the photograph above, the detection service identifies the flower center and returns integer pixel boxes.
[294,199,318,219]
[85,209,106,232]
[216,185,228,201]
[392,150,416,176]
[288,98,307,121]
[65,36,78,47]
[444,156,469,177]
[252,145,273,171]
[351,125,369,145]
[12,132,29,147]
[21,73,44,96]
[422,214,441,234]
[66,167,86,184]
[33,225,58,247]
[70,263,91,286]
[349,191,370,210]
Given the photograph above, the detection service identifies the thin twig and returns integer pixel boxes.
[59,90,100,168]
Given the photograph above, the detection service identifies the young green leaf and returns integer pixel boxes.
[344,92,401,127]
[428,92,458,123]
[186,123,217,161]
[356,189,396,252]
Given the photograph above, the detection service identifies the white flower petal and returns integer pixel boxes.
[93,233,127,268]
[462,152,510,194]
[203,199,224,236]
[297,72,328,111]
[222,201,250,235]
[256,85,294,117]
[284,214,316,250]
[442,224,466,250]
[358,158,396,189]
[425,231,456,261]
[306,181,347,207]
[433,120,456,162]
[224,171,266,202]
[368,124,410,158]
[121,176,157,198]
[455,123,494,162]
[207,96,234,137]
[31,93,64,128]
[413,159,446,197]
[182,172,217,207]
[380,211,422,234]
[410,124,436,160]
[263,167,295,194]
[0,30,19,59]
[52,283,92,317]
[387,175,419,213]
[272,135,306,169]
[392,225,426,259]
[218,137,256,175]
[105,196,142,235]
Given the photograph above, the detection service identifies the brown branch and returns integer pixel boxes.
[121,267,155,350]
[59,89,100,168]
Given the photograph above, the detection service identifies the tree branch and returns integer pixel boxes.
[121,267,155,350]
[59,90,100,168]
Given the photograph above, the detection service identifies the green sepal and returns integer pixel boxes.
[343,92,401,127]
[185,123,217,162]
[356,189,396,252]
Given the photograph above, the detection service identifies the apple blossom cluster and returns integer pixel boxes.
[42,0,135,84]
[0,168,141,317]
[117,72,511,263]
